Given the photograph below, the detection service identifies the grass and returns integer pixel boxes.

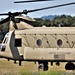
[3,71,62,75]
[5,71,75,75]
[0,59,74,75]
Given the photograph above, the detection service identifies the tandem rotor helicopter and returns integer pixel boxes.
[1,0,75,71]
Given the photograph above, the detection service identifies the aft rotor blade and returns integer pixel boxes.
[0,17,10,24]
[14,0,53,3]
[26,2,75,14]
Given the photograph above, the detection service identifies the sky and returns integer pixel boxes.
[0,0,75,18]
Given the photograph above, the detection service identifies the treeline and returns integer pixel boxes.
[34,15,75,27]
[0,22,9,42]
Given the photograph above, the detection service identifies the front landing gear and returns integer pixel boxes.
[38,61,49,71]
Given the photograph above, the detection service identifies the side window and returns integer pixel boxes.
[36,39,42,47]
[15,38,22,47]
[57,39,63,47]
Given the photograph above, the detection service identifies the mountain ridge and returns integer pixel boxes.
[41,15,57,20]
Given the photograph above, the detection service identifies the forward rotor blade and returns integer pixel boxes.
[14,0,53,3]
[0,17,10,24]
[0,12,23,16]
[25,2,75,14]
[0,13,9,16]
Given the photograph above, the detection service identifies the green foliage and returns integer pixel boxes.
[35,15,75,27]
[0,21,9,42]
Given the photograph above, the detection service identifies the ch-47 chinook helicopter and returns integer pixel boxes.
[1,0,75,71]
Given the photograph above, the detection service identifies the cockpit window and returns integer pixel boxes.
[3,32,9,44]
[3,37,8,43]
[3,37,8,44]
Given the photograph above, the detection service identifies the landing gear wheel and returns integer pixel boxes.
[38,64,44,71]
[65,62,75,70]
[38,62,49,71]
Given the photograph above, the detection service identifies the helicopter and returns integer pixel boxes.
[0,0,75,71]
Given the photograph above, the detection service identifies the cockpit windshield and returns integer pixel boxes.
[3,37,8,44]
[3,32,9,44]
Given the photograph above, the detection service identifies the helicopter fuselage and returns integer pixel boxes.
[1,27,75,70]
[1,27,75,60]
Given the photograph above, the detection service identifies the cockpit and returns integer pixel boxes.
[0,32,9,52]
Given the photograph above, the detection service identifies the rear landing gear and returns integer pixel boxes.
[65,62,75,70]
[38,61,49,71]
